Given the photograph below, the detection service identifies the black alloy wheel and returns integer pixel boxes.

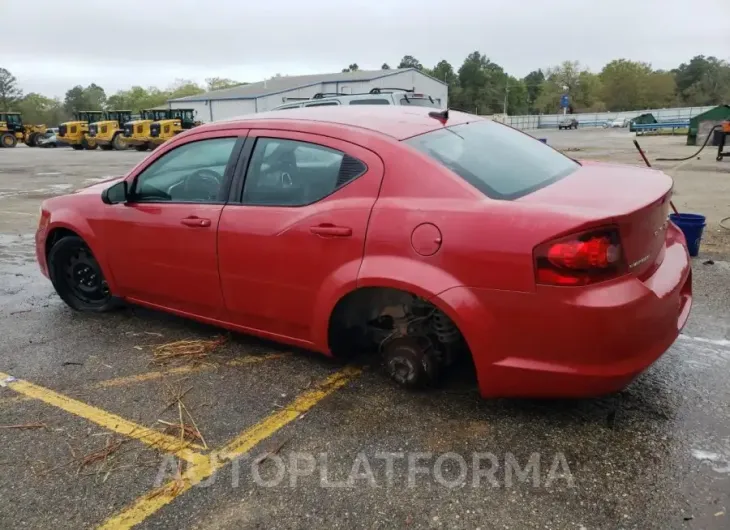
[48,236,118,312]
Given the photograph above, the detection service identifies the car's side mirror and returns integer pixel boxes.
[101,181,129,204]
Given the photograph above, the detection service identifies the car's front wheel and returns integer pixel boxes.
[48,236,118,312]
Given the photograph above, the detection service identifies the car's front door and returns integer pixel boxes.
[217,130,384,346]
[104,131,245,318]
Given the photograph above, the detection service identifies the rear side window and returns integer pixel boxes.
[243,138,367,206]
[405,121,578,200]
[349,99,391,105]
[305,101,339,107]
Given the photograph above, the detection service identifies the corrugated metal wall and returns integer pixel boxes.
[505,106,716,130]
[175,71,449,122]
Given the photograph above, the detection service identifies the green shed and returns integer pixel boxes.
[687,104,730,145]
[629,113,657,132]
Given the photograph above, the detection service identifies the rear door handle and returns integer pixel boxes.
[181,217,211,228]
[310,224,352,237]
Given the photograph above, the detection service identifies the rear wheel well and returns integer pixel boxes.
[45,228,81,260]
[327,286,467,362]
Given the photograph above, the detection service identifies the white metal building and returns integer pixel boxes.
[166,68,448,123]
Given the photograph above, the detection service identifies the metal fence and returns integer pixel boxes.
[503,106,715,130]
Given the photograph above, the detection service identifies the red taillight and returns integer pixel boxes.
[535,227,627,286]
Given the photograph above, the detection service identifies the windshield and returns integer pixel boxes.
[399,97,439,108]
[405,120,578,200]
[79,112,102,122]
[5,114,21,124]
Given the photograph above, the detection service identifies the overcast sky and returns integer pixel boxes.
[4,0,730,99]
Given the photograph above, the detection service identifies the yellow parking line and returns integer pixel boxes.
[97,366,361,530]
[0,354,281,406]
[0,371,207,465]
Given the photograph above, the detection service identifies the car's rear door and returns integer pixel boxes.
[104,130,246,318]
[217,130,384,346]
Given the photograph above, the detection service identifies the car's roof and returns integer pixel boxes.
[212,107,481,141]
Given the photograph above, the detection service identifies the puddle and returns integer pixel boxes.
[691,448,730,474]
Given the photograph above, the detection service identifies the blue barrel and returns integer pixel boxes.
[670,213,706,257]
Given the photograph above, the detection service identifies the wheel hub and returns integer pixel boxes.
[63,248,108,302]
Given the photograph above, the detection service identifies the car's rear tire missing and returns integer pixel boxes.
[383,336,440,389]
[48,236,118,312]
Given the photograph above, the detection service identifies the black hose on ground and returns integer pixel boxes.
[655,124,721,161]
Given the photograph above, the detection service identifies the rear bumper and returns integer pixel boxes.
[436,225,692,398]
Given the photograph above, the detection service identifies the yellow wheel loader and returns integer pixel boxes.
[148,109,201,147]
[122,109,170,151]
[0,112,47,147]
[87,110,133,151]
[58,111,104,150]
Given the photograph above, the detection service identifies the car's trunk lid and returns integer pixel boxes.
[519,160,674,278]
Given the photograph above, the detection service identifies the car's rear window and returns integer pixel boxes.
[404,120,578,200]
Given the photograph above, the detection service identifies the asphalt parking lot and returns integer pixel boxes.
[1,129,729,529]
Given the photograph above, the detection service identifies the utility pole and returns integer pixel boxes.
[503,83,509,116]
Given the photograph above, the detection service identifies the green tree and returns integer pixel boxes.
[107,86,168,112]
[205,77,244,91]
[506,78,529,115]
[397,55,423,70]
[0,67,23,111]
[456,52,511,114]
[536,62,603,113]
[644,71,677,108]
[341,63,359,73]
[15,93,67,125]
[63,83,106,114]
[381,63,390,70]
[167,79,204,99]
[431,60,457,86]
[523,70,544,112]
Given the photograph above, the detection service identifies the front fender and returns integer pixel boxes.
[45,210,118,293]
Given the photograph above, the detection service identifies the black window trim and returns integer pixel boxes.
[229,135,368,208]
[304,101,341,107]
[348,98,392,106]
[128,136,246,205]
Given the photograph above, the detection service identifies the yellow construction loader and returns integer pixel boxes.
[87,110,133,150]
[58,111,104,150]
[0,112,47,147]
[148,109,200,147]
[122,109,170,151]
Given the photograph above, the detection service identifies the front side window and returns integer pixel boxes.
[405,120,578,200]
[133,138,237,203]
[242,138,366,206]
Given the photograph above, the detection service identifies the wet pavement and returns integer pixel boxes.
[1,138,729,529]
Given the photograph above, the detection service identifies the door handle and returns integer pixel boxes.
[181,217,211,228]
[310,224,352,237]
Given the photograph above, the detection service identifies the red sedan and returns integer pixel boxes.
[35,107,692,398]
